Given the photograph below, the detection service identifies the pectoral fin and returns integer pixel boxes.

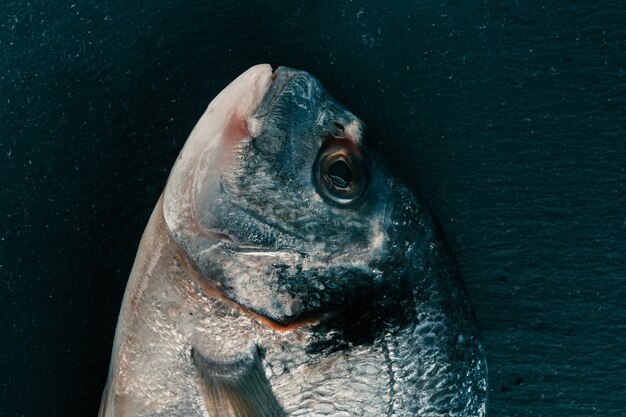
[191,346,284,417]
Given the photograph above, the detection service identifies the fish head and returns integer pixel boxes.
[164,65,437,327]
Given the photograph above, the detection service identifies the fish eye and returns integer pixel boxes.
[313,144,367,206]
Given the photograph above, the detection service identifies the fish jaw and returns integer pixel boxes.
[161,64,309,325]
[162,64,273,244]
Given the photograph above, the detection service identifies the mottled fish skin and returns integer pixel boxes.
[99,65,488,417]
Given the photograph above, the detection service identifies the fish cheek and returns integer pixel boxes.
[202,245,376,326]
[203,247,307,325]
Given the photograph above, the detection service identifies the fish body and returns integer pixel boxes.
[100,65,487,417]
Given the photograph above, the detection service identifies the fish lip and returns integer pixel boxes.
[254,66,303,118]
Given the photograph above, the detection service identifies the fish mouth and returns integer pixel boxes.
[163,65,274,239]
[254,66,298,117]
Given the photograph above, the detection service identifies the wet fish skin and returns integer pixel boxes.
[100,65,487,416]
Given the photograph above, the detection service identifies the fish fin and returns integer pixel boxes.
[191,345,285,417]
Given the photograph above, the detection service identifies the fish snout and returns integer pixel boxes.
[254,66,325,118]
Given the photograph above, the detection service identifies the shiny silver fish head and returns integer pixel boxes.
[162,64,488,414]
[165,65,420,323]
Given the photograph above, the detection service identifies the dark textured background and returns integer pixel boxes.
[1,1,625,416]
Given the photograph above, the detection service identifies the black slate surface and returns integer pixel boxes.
[1,1,625,416]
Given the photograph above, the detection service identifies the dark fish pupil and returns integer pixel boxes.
[327,159,352,190]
